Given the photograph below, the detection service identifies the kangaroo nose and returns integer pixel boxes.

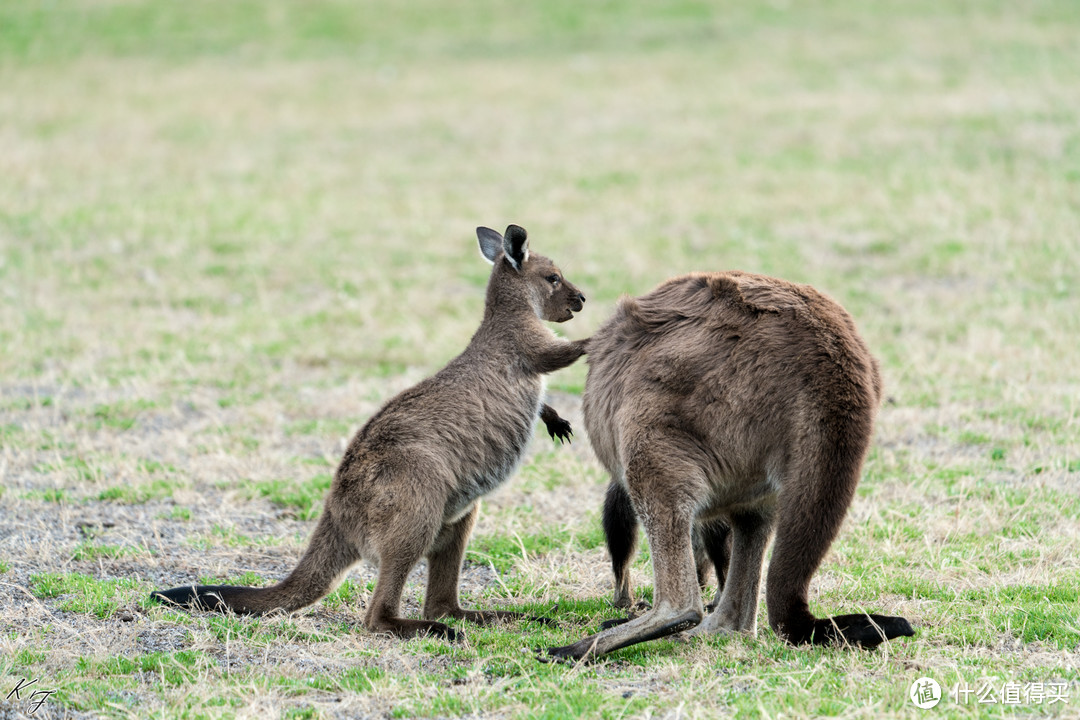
[578,292,586,304]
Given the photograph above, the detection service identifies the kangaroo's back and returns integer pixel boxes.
[584,271,881,479]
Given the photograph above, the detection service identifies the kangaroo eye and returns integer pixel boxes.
[547,275,561,285]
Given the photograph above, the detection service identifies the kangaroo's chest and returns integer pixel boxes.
[443,376,544,522]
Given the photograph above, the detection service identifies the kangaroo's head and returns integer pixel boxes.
[477,224,585,323]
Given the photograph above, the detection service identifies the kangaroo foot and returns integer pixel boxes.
[809,613,914,648]
[599,616,631,631]
[547,609,702,662]
[600,597,652,630]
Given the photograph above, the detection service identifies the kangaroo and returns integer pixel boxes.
[548,271,913,661]
[153,225,587,640]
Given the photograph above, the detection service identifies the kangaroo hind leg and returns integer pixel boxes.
[364,499,458,640]
[604,481,729,615]
[766,445,913,648]
[690,508,772,637]
[548,449,705,661]
[697,517,732,612]
[423,504,542,626]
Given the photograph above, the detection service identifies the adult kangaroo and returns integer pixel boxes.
[153,225,587,640]
[548,271,913,661]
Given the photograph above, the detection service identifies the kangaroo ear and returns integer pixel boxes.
[477,226,503,264]
[502,224,529,271]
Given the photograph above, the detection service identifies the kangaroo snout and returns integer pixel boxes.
[552,284,585,322]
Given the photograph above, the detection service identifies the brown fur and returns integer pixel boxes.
[602,480,731,612]
[153,225,586,641]
[548,271,913,660]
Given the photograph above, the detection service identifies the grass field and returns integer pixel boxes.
[2,1,1078,718]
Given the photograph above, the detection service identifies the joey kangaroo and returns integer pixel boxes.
[548,271,913,661]
[153,225,587,641]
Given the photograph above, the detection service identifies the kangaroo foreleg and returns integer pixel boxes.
[530,339,587,375]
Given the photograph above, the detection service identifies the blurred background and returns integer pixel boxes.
[3,0,1076,406]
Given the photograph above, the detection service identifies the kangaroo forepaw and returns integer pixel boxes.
[544,417,573,444]
[812,613,915,648]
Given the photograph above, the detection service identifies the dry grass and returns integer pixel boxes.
[2,1,1079,718]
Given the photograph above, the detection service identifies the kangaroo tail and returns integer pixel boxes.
[151,511,358,615]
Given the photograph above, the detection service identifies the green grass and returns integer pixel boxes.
[89,399,157,431]
[245,473,334,520]
[469,525,607,574]
[71,543,146,562]
[75,651,208,687]
[28,572,145,619]
[2,0,1078,718]
[162,507,192,522]
[98,478,179,504]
